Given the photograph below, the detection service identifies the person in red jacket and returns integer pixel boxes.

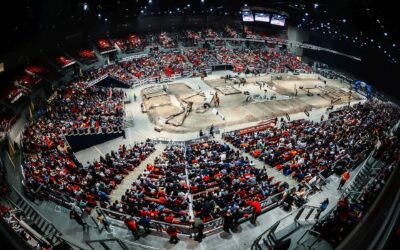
[125,216,140,240]
[337,170,350,190]
[166,225,179,244]
[250,198,261,225]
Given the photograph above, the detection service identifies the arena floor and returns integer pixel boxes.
[136,71,362,134]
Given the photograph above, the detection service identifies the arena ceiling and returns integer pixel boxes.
[0,0,398,54]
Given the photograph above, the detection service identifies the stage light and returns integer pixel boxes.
[384,32,388,37]
[201,0,205,3]
[342,19,346,23]
[83,3,88,11]
[314,3,319,8]
[148,0,152,3]
[305,13,309,16]
[393,44,396,47]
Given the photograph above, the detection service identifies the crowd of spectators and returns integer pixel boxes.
[115,140,289,226]
[80,64,136,86]
[314,128,399,246]
[187,140,286,222]
[55,56,75,68]
[77,49,98,64]
[53,81,125,135]
[97,39,115,53]
[182,30,202,47]
[2,72,44,104]
[158,32,177,48]
[118,146,191,224]
[224,101,400,185]
[19,79,156,205]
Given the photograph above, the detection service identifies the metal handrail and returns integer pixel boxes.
[250,205,320,250]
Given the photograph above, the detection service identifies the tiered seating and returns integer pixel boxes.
[184,48,219,70]
[77,49,97,64]
[187,140,284,222]
[120,56,161,80]
[155,51,191,77]
[55,55,75,68]
[263,50,312,73]
[55,81,124,135]
[158,32,177,48]
[20,80,150,205]
[119,146,191,224]
[314,133,399,246]
[224,101,400,183]
[97,39,115,53]
[182,30,202,47]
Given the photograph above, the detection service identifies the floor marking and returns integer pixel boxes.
[7,152,16,169]
[93,146,105,157]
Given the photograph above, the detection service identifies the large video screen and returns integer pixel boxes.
[271,14,286,26]
[254,13,270,23]
[242,11,254,22]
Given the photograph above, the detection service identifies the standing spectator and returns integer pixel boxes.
[209,124,214,138]
[232,208,242,232]
[338,171,350,190]
[316,198,329,219]
[139,215,151,234]
[194,216,205,242]
[166,225,179,244]
[70,209,86,230]
[99,191,110,206]
[250,198,261,225]
[125,216,140,240]
[133,93,137,102]
[223,209,234,233]
[96,210,110,232]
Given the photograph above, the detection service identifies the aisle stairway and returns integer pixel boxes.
[9,187,64,247]
[108,144,166,202]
